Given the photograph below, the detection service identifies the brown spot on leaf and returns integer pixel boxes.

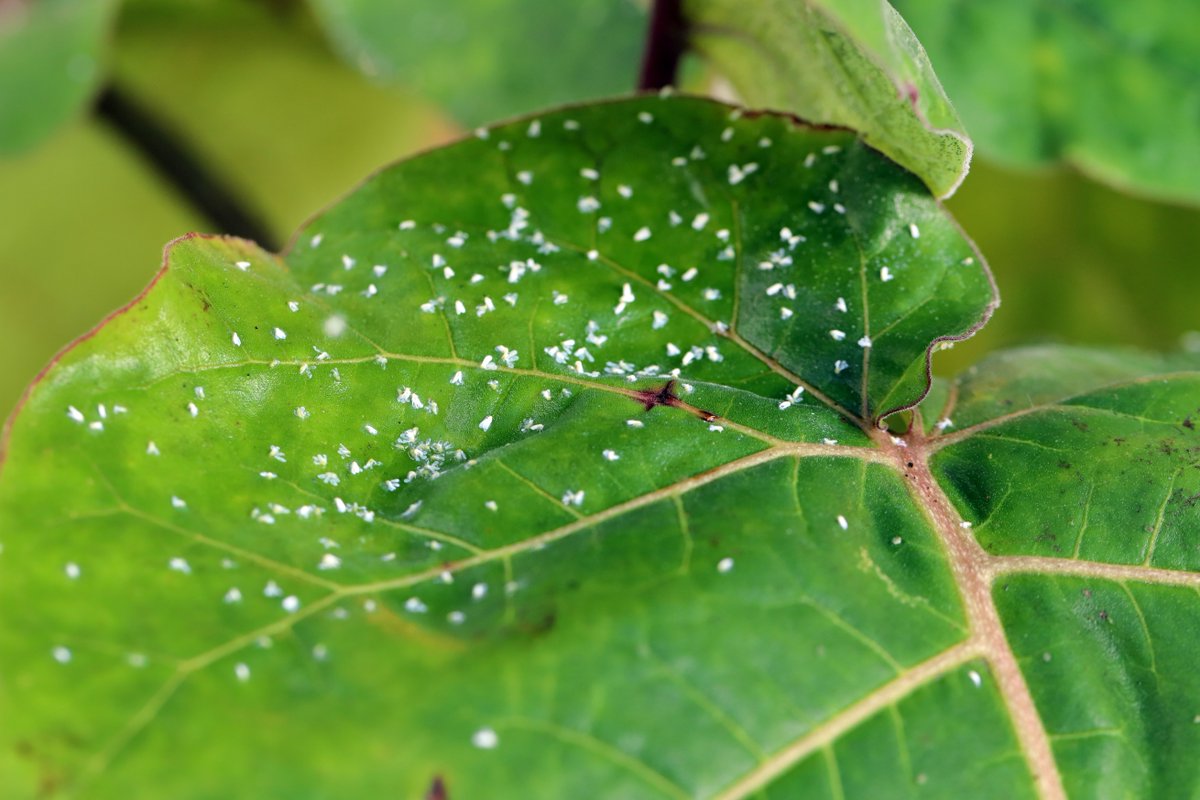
[631,380,717,422]
[426,776,448,800]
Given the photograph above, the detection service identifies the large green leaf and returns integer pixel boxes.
[2,97,1196,798]
[684,0,971,198]
[306,0,648,126]
[0,0,118,154]
[891,0,1200,205]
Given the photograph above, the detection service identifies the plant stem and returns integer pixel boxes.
[94,84,280,251]
[638,0,686,91]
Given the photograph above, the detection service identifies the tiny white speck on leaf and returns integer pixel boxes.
[968,670,982,688]
[717,557,734,573]
[472,728,499,749]
[324,315,347,338]
[282,595,301,613]
[837,515,849,531]
[405,597,428,614]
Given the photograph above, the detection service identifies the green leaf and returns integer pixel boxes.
[306,0,648,126]
[927,344,1200,799]
[0,0,118,154]
[683,0,971,198]
[5,97,1196,797]
[891,0,1200,205]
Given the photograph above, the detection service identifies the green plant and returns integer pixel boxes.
[2,1,1198,797]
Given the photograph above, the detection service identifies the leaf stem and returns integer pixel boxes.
[94,83,280,250]
[638,0,686,91]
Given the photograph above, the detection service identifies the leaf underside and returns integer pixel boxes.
[1,97,1198,799]
[684,0,971,199]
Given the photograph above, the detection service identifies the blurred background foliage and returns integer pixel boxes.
[1,0,1197,418]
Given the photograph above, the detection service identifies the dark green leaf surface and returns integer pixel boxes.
[932,346,1200,564]
[684,0,971,198]
[891,0,1200,205]
[925,345,1200,799]
[0,0,118,154]
[306,0,647,126]
[2,98,1197,798]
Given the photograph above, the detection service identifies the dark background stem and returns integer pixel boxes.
[638,0,686,91]
[95,84,280,251]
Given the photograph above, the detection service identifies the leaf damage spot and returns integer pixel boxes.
[426,776,448,800]
[631,380,717,422]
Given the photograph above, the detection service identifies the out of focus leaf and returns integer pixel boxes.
[0,0,118,153]
[306,0,648,126]
[111,0,459,238]
[684,0,971,198]
[892,0,1200,205]
[0,0,456,418]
